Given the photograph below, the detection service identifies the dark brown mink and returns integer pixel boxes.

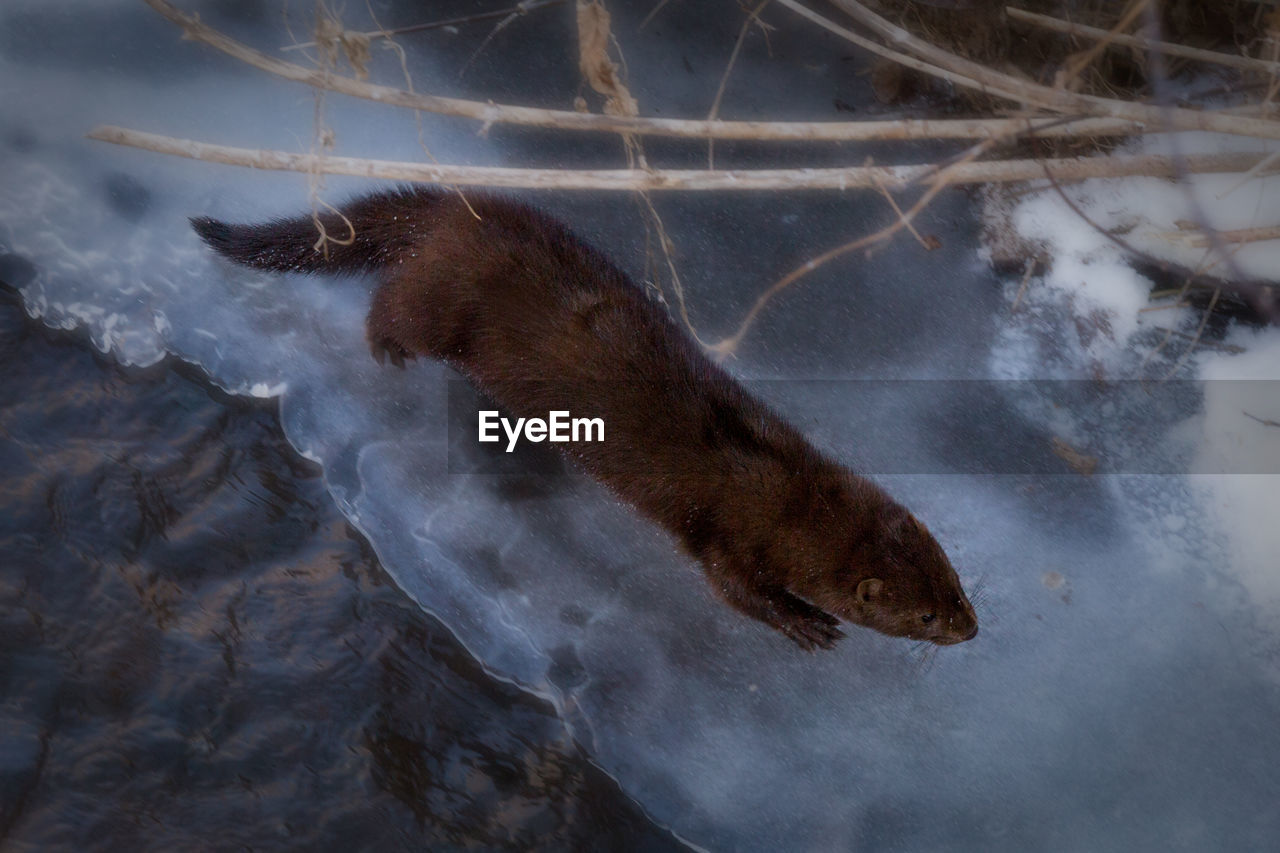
[191,187,978,651]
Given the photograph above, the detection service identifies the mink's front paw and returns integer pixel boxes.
[777,595,844,651]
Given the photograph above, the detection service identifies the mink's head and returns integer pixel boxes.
[798,487,978,646]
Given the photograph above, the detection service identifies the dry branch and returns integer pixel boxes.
[140,0,1153,143]
[775,0,1047,109]
[283,0,567,49]
[1167,224,1280,248]
[705,133,1009,357]
[87,125,1278,190]
[1006,6,1280,77]
[793,0,1280,141]
[1150,328,1244,354]
[1056,0,1149,87]
[1244,411,1280,429]
[707,1,772,168]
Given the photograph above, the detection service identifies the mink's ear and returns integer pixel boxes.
[856,578,883,603]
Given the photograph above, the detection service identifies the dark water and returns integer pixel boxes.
[0,290,683,850]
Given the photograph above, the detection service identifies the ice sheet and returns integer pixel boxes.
[3,1,1279,848]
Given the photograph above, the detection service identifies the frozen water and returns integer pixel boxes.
[3,1,1279,848]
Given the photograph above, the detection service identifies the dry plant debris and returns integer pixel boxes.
[88,0,1280,355]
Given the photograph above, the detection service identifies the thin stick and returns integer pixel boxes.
[1163,287,1220,378]
[708,1,771,169]
[86,124,1280,190]
[1007,5,1280,76]
[640,0,675,29]
[1009,256,1037,312]
[1038,162,1276,318]
[141,0,1152,142]
[873,176,931,249]
[776,0,1049,110]
[1150,327,1245,354]
[1217,149,1280,199]
[456,4,526,80]
[1244,411,1280,428]
[637,190,709,345]
[706,183,948,358]
[706,135,1008,358]
[1138,246,1213,372]
[800,0,1280,140]
[1058,0,1149,86]
[1141,2,1259,329]
[284,0,566,49]
[356,0,481,219]
[1173,224,1280,248]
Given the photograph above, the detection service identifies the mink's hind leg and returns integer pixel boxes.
[368,334,416,369]
[705,562,844,651]
[364,262,479,370]
[364,277,426,370]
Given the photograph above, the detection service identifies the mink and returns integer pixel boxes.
[192,187,978,650]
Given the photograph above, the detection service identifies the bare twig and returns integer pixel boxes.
[637,190,709,345]
[1140,261,1204,372]
[1150,327,1245,353]
[1159,224,1280,248]
[1007,5,1280,77]
[1141,4,1265,331]
[776,0,1054,110]
[873,175,932,249]
[640,0,676,29]
[141,0,1153,142]
[1217,149,1280,199]
[305,1,346,255]
[708,1,771,168]
[354,0,481,219]
[1037,161,1279,324]
[1244,411,1280,428]
[794,0,1280,140]
[1062,0,1149,88]
[1050,437,1099,476]
[457,6,528,80]
[706,136,1004,358]
[1010,256,1037,312]
[283,0,566,49]
[1163,287,1220,378]
[86,125,1279,190]
[318,0,565,50]
[574,2,700,345]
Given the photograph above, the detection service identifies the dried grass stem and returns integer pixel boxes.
[87,124,1277,190]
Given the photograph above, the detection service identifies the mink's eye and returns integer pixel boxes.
[921,613,935,624]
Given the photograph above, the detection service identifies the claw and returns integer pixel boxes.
[777,598,845,651]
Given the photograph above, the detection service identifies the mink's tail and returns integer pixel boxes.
[190,185,451,276]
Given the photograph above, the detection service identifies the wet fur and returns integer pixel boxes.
[192,187,978,650]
